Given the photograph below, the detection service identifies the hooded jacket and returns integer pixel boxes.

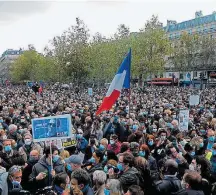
[29,155,64,192]
[119,167,140,193]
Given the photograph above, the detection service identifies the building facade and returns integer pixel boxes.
[0,49,23,81]
[163,11,216,88]
[165,11,216,39]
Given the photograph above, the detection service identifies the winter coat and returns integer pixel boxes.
[76,137,88,153]
[8,177,23,195]
[0,167,8,195]
[119,167,140,193]
[21,159,38,192]
[154,175,182,195]
[7,133,21,142]
[85,186,94,195]
[114,123,126,142]
[83,125,93,141]
[148,155,158,171]
[29,155,64,193]
[174,189,204,195]
[0,149,25,170]
[19,142,43,162]
[210,154,216,175]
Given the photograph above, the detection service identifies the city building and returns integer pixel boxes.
[162,11,216,88]
[0,49,23,81]
[165,11,216,39]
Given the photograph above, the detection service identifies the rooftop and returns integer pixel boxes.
[165,11,216,33]
[1,49,23,58]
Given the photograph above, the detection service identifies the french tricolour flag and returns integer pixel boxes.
[96,49,131,115]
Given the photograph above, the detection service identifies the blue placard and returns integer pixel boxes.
[32,114,72,141]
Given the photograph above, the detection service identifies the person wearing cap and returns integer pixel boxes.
[0,139,25,170]
[107,134,121,155]
[64,154,82,177]
[76,129,88,154]
[19,133,43,162]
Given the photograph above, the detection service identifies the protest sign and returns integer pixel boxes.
[178,110,189,132]
[45,139,63,149]
[61,138,77,148]
[189,95,200,106]
[32,114,72,142]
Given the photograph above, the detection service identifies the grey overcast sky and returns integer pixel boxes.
[0,0,215,54]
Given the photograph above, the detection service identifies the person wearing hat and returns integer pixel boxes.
[107,134,121,155]
[18,133,43,162]
[76,129,88,154]
[64,154,82,177]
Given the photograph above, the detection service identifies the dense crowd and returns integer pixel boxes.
[0,84,216,195]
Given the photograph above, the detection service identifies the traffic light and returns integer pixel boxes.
[199,72,204,80]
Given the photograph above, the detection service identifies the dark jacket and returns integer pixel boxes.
[8,178,23,195]
[76,137,88,153]
[85,186,94,195]
[119,167,140,193]
[29,155,64,193]
[114,123,126,142]
[21,160,38,192]
[7,133,21,142]
[154,175,182,195]
[0,150,25,170]
[174,189,204,195]
[153,140,169,162]
[148,155,158,171]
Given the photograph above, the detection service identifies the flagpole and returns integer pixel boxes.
[128,87,131,118]
[128,48,131,118]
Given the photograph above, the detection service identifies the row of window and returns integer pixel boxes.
[169,24,216,39]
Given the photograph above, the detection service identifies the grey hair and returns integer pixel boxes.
[9,124,17,131]
[93,170,107,185]
[106,179,122,193]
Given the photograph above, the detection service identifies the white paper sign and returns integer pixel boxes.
[179,110,189,132]
[189,95,200,106]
